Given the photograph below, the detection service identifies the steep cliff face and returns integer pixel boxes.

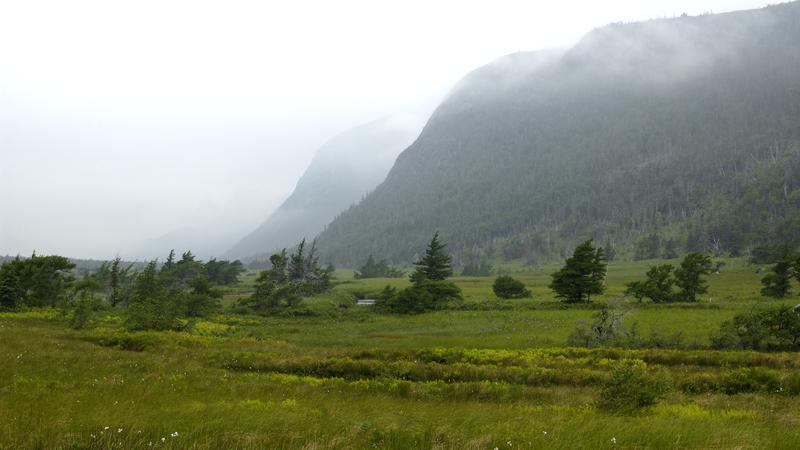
[318,3,800,266]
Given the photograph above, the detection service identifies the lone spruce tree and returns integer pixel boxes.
[410,232,453,282]
[550,239,607,303]
[378,232,462,313]
[760,256,796,298]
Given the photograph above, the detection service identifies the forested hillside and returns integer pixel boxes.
[319,2,800,267]
[226,115,423,260]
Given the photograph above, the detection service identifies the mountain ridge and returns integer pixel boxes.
[226,114,424,260]
[318,2,800,267]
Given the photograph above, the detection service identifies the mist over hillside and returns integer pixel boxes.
[226,114,424,260]
[318,2,800,267]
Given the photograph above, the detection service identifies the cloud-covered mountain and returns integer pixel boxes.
[318,2,800,266]
[226,114,424,259]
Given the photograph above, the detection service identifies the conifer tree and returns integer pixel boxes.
[161,249,176,273]
[549,239,607,303]
[126,261,179,330]
[761,257,795,298]
[410,232,453,282]
[624,264,675,303]
[377,232,462,313]
[0,267,20,309]
[108,257,122,306]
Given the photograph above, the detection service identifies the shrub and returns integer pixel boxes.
[69,290,102,330]
[83,329,162,351]
[492,276,531,299]
[597,359,670,414]
[567,307,625,348]
[712,306,800,351]
[722,368,780,394]
[377,280,462,314]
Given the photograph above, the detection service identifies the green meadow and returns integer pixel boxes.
[3,258,800,449]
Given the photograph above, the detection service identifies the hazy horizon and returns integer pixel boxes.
[1,0,770,260]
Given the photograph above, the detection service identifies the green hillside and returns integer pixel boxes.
[319,3,800,267]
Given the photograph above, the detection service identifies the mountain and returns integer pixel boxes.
[226,115,424,260]
[318,3,800,267]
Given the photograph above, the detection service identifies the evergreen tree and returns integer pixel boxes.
[10,254,76,307]
[0,266,21,309]
[410,232,453,282]
[108,257,122,306]
[126,261,180,331]
[549,239,607,303]
[377,232,462,313]
[161,249,176,273]
[184,275,223,317]
[288,239,307,282]
[246,250,302,311]
[624,264,675,303]
[761,258,795,298]
[644,264,675,303]
[355,254,403,278]
[165,250,204,290]
[203,259,245,285]
[674,253,713,302]
[604,239,617,262]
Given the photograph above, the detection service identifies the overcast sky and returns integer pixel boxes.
[0,0,770,260]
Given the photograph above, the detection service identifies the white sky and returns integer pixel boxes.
[0,0,770,259]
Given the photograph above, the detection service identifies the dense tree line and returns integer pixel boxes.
[354,255,403,279]
[461,261,492,277]
[0,250,246,331]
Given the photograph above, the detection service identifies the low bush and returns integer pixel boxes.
[376,280,462,314]
[722,367,780,394]
[596,359,670,414]
[82,329,162,351]
[492,276,531,299]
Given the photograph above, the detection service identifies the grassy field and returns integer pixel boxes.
[2,258,800,449]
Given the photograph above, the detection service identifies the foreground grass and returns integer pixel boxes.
[3,318,800,449]
[3,258,799,449]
